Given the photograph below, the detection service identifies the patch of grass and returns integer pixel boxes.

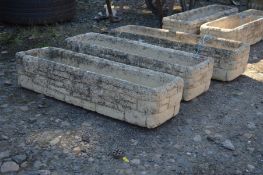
[0,32,23,46]
[35,42,49,48]
[45,25,61,38]
[0,32,14,45]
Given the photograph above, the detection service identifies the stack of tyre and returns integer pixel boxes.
[0,0,76,25]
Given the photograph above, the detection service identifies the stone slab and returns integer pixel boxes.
[16,47,184,128]
[66,33,213,101]
[163,5,238,34]
[200,9,263,45]
[112,25,250,81]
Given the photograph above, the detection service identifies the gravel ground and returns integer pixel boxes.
[0,0,263,175]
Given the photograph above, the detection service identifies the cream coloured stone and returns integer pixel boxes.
[18,74,33,88]
[160,97,169,106]
[137,100,160,114]
[159,104,169,113]
[183,82,209,101]
[16,47,184,128]
[200,9,263,45]
[96,104,125,121]
[173,103,181,116]
[163,5,238,34]
[112,25,249,81]
[66,33,212,101]
[81,100,96,112]
[46,88,65,101]
[146,106,176,128]
[124,110,147,127]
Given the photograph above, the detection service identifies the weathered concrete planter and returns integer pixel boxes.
[112,25,250,81]
[16,47,184,128]
[201,9,263,45]
[163,5,238,34]
[66,33,213,101]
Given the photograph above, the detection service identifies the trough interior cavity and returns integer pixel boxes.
[170,6,230,21]
[206,15,261,29]
[115,26,243,51]
[115,26,170,38]
[27,48,171,88]
[76,34,202,66]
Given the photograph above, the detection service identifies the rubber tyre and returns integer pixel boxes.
[0,0,76,25]
[248,0,263,10]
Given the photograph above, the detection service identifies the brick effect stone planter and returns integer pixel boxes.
[66,33,214,101]
[16,47,184,128]
[200,9,263,45]
[163,5,238,34]
[112,25,250,81]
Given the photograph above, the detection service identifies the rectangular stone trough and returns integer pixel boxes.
[16,47,184,128]
[200,9,263,45]
[163,5,238,34]
[112,25,250,81]
[66,33,213,101]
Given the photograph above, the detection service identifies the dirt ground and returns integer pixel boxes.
[0,0,263,175]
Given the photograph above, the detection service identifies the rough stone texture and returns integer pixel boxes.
[163,5,238,34]
[112,25,250,81]
[1,161,20,173]
[0,151,10,160]
[200,9,263,45]
[66,33,213,101]
[16,47,184,128]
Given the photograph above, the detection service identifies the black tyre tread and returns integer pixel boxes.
[2,0,75,8]
[2,6,76,14]
[1,0,76,25]
[2,2,76,12]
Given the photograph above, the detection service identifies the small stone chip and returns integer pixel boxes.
[12,154,27,164]
[81,134,90,143]
[19,106,29,112]
[73,146,82,155]
[247,164,255,172]
[50,136,61,146]
[1,51,8,54]
[4,80,12,86]
[131,159,140,165]
[0,151,10,159]
[193,135,202,142]
[1,161,19,173]
[222,139,235,151]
